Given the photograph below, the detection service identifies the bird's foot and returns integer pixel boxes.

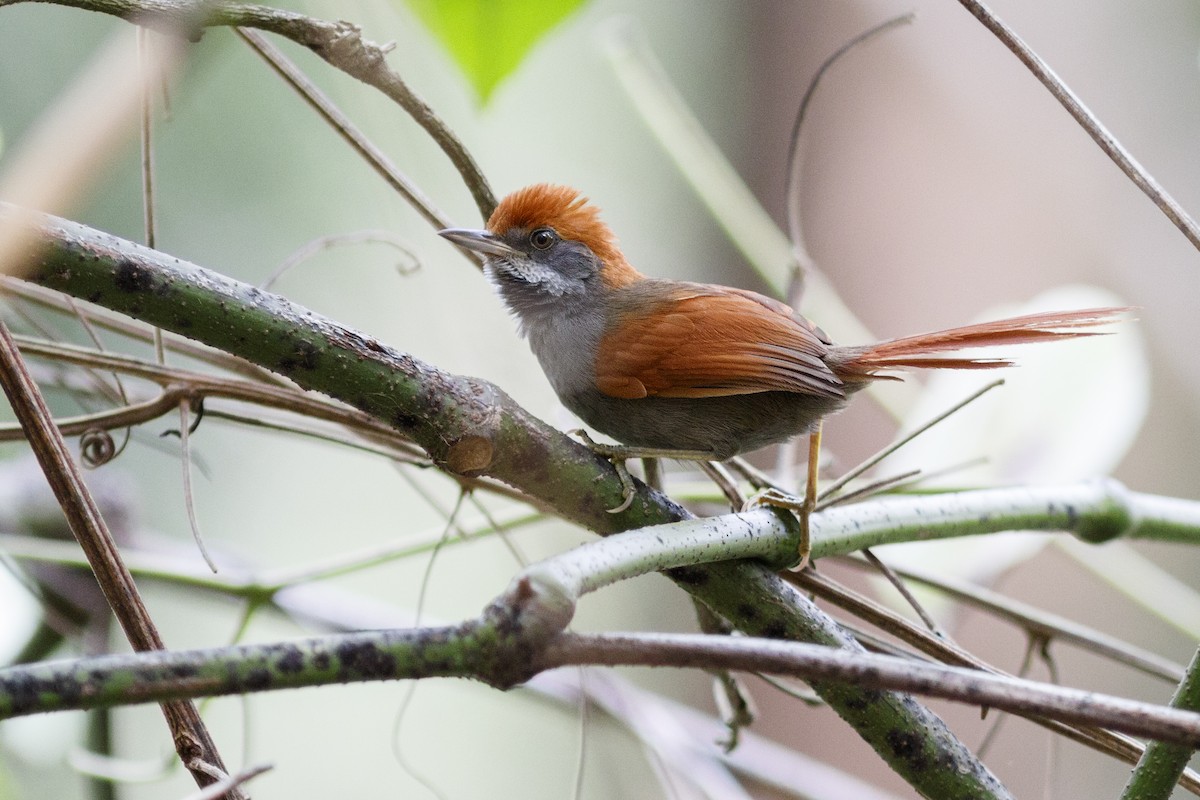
[569,429,716,514]
[743,487,814,571]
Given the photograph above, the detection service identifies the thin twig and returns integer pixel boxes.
[137,25,166,365]
[977,635,1041,758]
[545,632,1200,747]
[390,490,463,800]
[236,28,478,256]
[820,379,1005,502]
[176,397,218,572]
[860,547,947,638]
[2,275,290,385]
[179,762,272,800]
[956,0,1200,253]
[698,460,745,509]
[785,12,915,274]
[785,566,1181,775]
[815,468,922,511]
[260,230,421,290]
[836,556,1186,683]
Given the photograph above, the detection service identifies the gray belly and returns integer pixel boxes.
[562,390,851,461]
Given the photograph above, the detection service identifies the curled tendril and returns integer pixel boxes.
[80,426,130,468]
[80,427,116,467]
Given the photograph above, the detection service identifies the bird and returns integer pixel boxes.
[440,183,1125,565]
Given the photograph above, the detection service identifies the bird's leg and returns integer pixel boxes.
[642,457,663,491]
[569,429,717,513]
[799,423,822,569]
[742,423,822,570]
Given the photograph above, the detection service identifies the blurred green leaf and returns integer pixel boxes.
[403,0,587,102]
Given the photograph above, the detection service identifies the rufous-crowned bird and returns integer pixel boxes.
[441,184,1124,565]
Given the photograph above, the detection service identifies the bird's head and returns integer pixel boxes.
[439,184,643,307]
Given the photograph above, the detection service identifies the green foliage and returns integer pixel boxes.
[402,0,587,102]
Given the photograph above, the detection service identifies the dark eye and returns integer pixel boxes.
[529,227,558,250]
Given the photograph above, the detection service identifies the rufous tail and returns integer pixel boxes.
[836,307,1128,378]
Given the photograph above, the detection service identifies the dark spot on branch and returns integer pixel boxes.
[114,260,154,293]
[169,663,199,680]
[392,410,420,431]
[885,729,928,770]
[278,338,322,372]
[840,687,885,712]
[422,655,451,673]
[759,620,790,639]
[735,603,759,621]
[336,640,397,679]
[56,674,82,706]
[243,668,271,691]
[665,566,709,586]
[276,648,305,674]
[7,673,38,714]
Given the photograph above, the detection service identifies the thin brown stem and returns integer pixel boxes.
[235,29,479,258]
[544,632,1200,748]
[835,556,1186,683]
[956,0,1200,253]
[861,547,948,638]
[176,397,217,572]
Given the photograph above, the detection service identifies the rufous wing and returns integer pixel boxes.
[594,286,846,400]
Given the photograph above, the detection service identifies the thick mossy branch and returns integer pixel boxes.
[7,206,682,533]
[0,596,556,718]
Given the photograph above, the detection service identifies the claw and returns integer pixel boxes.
[568,429,719,515]
[745,488,810,569]
[570,429,637,513]
[607,462,637,514]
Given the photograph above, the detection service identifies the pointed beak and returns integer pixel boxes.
[438,227,520,258]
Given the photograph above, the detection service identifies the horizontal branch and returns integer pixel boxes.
[3,624,1198,750]
[814,479,1200,552]
[545,633,1200,748]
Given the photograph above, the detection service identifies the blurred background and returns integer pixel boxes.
[0,1,1197,798]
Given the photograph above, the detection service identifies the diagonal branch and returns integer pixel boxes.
[1121,645,1200,800]
[5,203,673,531]
[955,0,1200,253]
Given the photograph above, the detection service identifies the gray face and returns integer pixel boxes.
[486,226,600,300]
[437,225,605,340]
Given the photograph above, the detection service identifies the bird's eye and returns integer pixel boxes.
[529,228,558,250]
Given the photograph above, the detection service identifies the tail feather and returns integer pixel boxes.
[835,307,1128,378]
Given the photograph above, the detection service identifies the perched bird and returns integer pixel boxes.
[441,184,1123,562]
